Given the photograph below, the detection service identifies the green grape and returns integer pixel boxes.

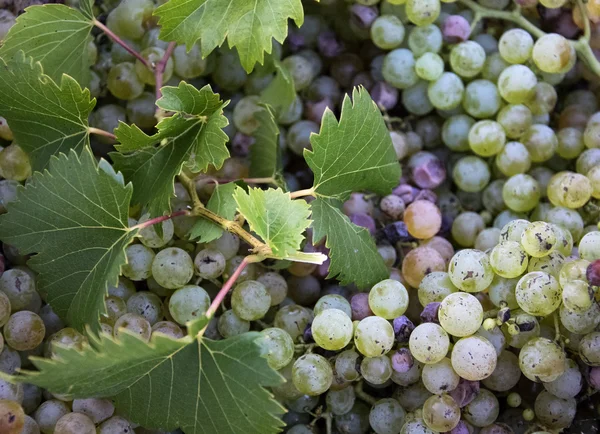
[168,285,210,325]
[213,49,247,91]
[532,33,576,73]
[257,272,288,306]
[442,114,475,152]
[292,354,333,396]
[105,0,153,40]
[516,271,561,316]
[408,24,442,57]
[0,144,31,182]
[451,335,497,381]
[114,313,152,342]
[0,292,10,328]
[498,28,533,64]
[527,250,565,279]
[559,259,589,287]
[452,155,490,193]
[0,269,35,311]
[448,249,494,292]
[428,72,464,110]
[498,64,537,104]
[217,309,249,338]
[543,358,582,399]
[520,221,557,257]
[526,82,557,115]
[172,43,208,78]
[409,323,449,364]
[415,53,444,81]
[111,37,141,63]
[141,27,170,50]
[327,386,355,416]
[402,81,434,116]
[233,95,263,135]
[126,92,158,129]
[482,180,507,215]
[555,128,584,159]
[584,122,600,149]
[122,244,155,281]
[151,321,184,339]
[481,350,520,391]
[587,165,600,198]
[0,180,18,214]
[476,324,507,356]
[34,400,70,434]
[137,213,174,248]
[361,355,392,385]
[406,0,440,26]
[482,52,510,82]
[223,255,257,283]
[579,231,600,261]
[422,393,461,432]
[547,171,592,209]
[335,349,361,382]
[421,357,459,394]
[534,390,576,430]
[576,149,600,175]
[259,328,294,370]
[546,208,583,242]
[463,389,500,427]
[400,416,436,434]
[135,47,174,85]
[450,41,486,78]
[370,15,405,49]
[205,232,239,261]
[311,309,353,351]
[451,212,485,248]
[369,398,406,434]
[101,296,127,326]
[54,412,96,434]
[274,305,313,341]
[519,337,566,382]
[107,62,145,100]
[521,124,558,162]
[462,79,502,119]
[46,328,87,358]
[90,104,126,144]
[231,280,271,321]
[560,302,600,336]
[287,120,319,156]
[314,294,351,317]
[498,106,532,141]
[475,227,501,251]
[98,416,134,434]
[495,141,531,176]
[354,316,395,357]
[151,247,194,289]
[579,331,600,366]
[418,272,457,307]
[108,277,136,301]
[282,55,314,91]
[194,249,226,279]
[439,291,484,339]
[502,173,540,212]
[368,279,409,319]
[3,311,45,351]
[382,49,418,89]
[468,120,506,156]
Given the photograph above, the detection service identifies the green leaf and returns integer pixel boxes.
[304,86,401,201]
[0,52,95,172]
[234,187,321,262]
[155,0,304,72]
[0,148,135,333]
[260,61,295,114]
[0,4,94,86]
[311,197,388,288]
[188,183,237,242]
[80,0,95,19]
[250,105,280,179]
[111,83,229,217]
[7,331,285,434]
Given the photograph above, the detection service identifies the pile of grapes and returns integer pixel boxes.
[2,0,600,433]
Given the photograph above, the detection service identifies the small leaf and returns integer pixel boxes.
[260,61,295,114]
[0,4,94,86]
[8,331,285,434]
[155,0,304,72]
[311,197,388,288]
[0,52,95,172]
[305,86,401,201]
[250,105,281,179]
[111,83,229,217]
[0,148,135,333]
[234,187,314,260]
[188,183,237,243]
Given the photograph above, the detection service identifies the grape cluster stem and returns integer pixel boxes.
[154,42,177,104]
[93,20,150,68]
[88,127,117,141]
[354,381,377,406]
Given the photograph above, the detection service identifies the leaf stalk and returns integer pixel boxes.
[289,187,315,199]
[93,20,150,68]
[88,127,116,141]
[130,210,189,231]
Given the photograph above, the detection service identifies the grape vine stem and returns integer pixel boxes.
[129,210,190,231]
[93,20,150,68]
[154,42,177,104]
[88,127,116,141]
[289,187,315,199]
[354,381,377,406]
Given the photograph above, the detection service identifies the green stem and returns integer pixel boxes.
[88,127,116,141]
[577,0,592,42]
[177,173,204,211]
[289,187,315,199]
[575,38,600,77]
[354,381,377,406]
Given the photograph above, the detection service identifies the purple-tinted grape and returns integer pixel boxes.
[439,214,453,237]
[349,4,378,30]
[351,293,373,321]
[393,184,420,205]
[392,316,415,342]
[391,348,414,373]
[420,302,441,324]
[350,71,374,91]
[318,30,345,58]
[383,221,415,245]
[590,367,600,389]
[479,423,515,434]
[587,260,600,286]
[303,322,314,343]
[414,189,437,203]
[411,155,446,190]
[304,98,333,124]
[349,213,376,235]
[371,81,398,111]
[231,132,255,157]
[446,420,471,434]
[331,54,364,88]
[287,31,307,52]
[537,5,562,21]
[449,379,480,407]
[442,15,471,43]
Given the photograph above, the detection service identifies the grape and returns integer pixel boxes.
[361,356,393,385]
[314,294,351,317]
[292,354,333,396]
[0,145,30,182]
[498,65,537,104]
[231,280,270,321]
[404,200,442,240]
[418,272,457,306]
[475,228,501,252]
[217,309,250,338]
[46,328,87,359]
[126,291,162,325]
[534,391,576,429]
[259,328,294,370]
[450,41,486,78]
[463,389,499,427]
[0,399,24,434]
[172,43,208,79]
[489,241,528,278]
[355,316,395,357]
[335,349,361,382]
[406,0,440,26]
[422,393,461,431]
[274,305,313,341]
[481,350,521,392]
[233,95,263,135]
[442,114,475,152]
[368,280,409,319]
[519,337,566,382]
[515,271,561,316]
[532,33,576,73]
[463,79,502,119]
[502,174,540,212]
[469,120,505,157]
[152,321,184,339]
[98,416,134,434]
[399,416,436,434]
[442,15,471,43]
[415,53,444,82]
[408,24,443,56]
[448,249,494,293]
[452,156,490,192]
[312,309,353,351]
[526,82,557,116]
[556,127,585,159]
[168,285,210,325]
[547,171,592,209]
[206,232,240,260]
[560,301,600,334]
[409,323,449,364]
[521,124,558,162]
[580,331,600,366]
[122,244,155,281]
[543,358,582,399]
[402,81,434,116]
[0,180,18,214]
[438,292,483,337]
[528,251,565,279]
[224,255,258,282]
[54,412,95,434]
[396,381,432,412]
[335,402,371,434]
[520,221,557,257]
[560,259,590,286]
[327,387,356,416]
[0,269,35,311]
[34,400,70,434]
[428,72,464,110]
[482,52,510,82]
[371,15,405,50]
[151,247,194,289]
[114,313,151,342]
[401,246,445,288]
[579,231,600,260]
[3,311,45,351]
[451,336,497,381]
[137,214,174,248]
[369,398,405,434]
[498,29,533,64]
[194,249,226,279]
[382,49,418,90]
[422,358,459,394]
[107,62,145,100]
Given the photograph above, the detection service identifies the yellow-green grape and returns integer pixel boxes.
[552,225,573,256]
[369,399,406,434]
[312,309,353,351]
[499,28,533,64]
[448,249,494,292]
[559,302,600,335]
[543,358,583,399]
[532,33,576,73]
[468,120,506,157]
[502,174,540,212]
[490,241,528,278]
[107,62,145,100]
[500,219,530,243]
[452,156,491,192]
[579,332,600,366]
[519,337,566,382]
[498,64,537,104]
[579,231,600,261]
[515,271,561,316]
[547,171,592,208]
[521,124,558,162]
[559,259,589,287]
[3,311,45,351]
[562,279,592,312]
[231,280,271,321]
[438,292,483,337]
[587,165,600,198]
[368,279,409,319]
[451,335,497,380]
[292,354,333,396]
[421,358,459,394]
[135,47,174,85]
[274,305,313,341]
[495,141,532,176]
[218,309,250,338]
[534,391,576,430]
[507,393,522,407]
[418,272,458,306]
[122,244,155,281]
[259,328,294,370]
[114,313,151,342]
[361,356,393,384]
[137,213,174,248]
[409,323,449,364]
[54,412,96,434]
[474,227,501,251]
[520,221,557,257]
[450,41,486,78]
[370,15,406,50]
[488,275,519,309]
[422,394,461,432]
[481,350,521,391]
[527,251,565,279]
[406,0,440,26]
[0,144,31,182]
[354,316,395,357]
[557,128,585,159]
[172,43,208,79]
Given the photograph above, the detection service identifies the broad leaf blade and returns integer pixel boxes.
[311,197,388,288]
[0,4,94,86]
[250,105,280,179]
[10,331,285,434]
[155,0,304,72]
[0,148,135,332]
[304,86,401,201]
[0,52,95,172]
[188,183,237,242]
[112,83,229,217]
[260,61,295,114]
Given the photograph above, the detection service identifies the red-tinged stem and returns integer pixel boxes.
[88,127,116,141]
[93,19,150,68]
[155,42,177,103]
[130,210,189,231]
[203,176,276,185]
[205,256,255,319]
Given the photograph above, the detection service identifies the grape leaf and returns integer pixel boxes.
[111,83,229,217]
[5,330,285,434]
[260,61,295,114]
[0,148,135,333]
[304,86,401,201]
[0,52,95,172]
[311,197,388,288]
[188,183,237,242]
[250,105,280,179]
[155,0,304,72]
[0,4,94,86]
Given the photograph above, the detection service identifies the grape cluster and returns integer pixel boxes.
[1,0,600,432]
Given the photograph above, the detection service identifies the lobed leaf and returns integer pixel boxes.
[250,105,281,179]
[188,182,237,243]
[0,52,95,172]
[0,148,135,333]
[6,330,285,434]
[260,61,296,115]
[0,4,94,86]
[155,0,304,72]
